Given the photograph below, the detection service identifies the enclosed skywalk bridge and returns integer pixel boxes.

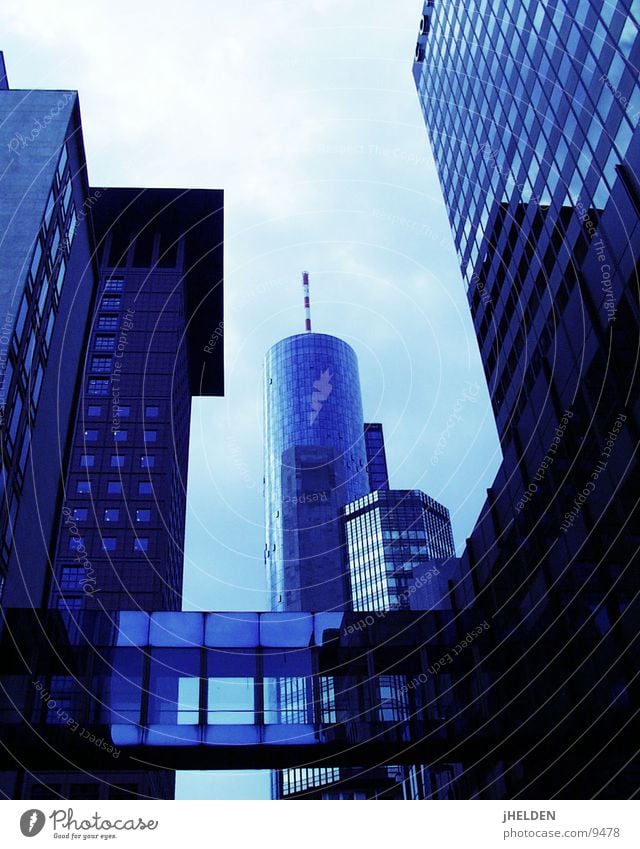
[0,608,632,777]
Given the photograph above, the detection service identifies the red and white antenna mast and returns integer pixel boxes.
[302,271,312,332]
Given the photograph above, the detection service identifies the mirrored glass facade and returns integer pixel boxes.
[414,0,639,284]
[413,2,640,796]
[344,490,455,611]
[363,422,390,492]
[263,333,369,610]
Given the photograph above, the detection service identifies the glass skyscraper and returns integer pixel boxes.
[263,332,369,611]
[413,2,640,796]
[344,489,455,611]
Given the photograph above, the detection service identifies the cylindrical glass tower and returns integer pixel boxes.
[263,332,369,611]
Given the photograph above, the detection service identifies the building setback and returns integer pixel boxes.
[50,187,223,614]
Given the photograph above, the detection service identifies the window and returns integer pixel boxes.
[207,677,255,725]
[60,567,85,591]
[101,537,117,551]
[30,364,44,411]
[43,304,58,353]
[104,278,124,293]
[144,430,157,443]
[97,314,119,331]
[110,455,125,468]
[8,393,23,444]
[83,429,98,442]
[57,596,83,612]
[145,406,159,418]
[107,481,123,495]
[37,275,50,316]
[140,455,156,469]
[136,509,151,523]
[68,536,85,551]
[133,538,149,553]
[30,239,43,281]
[101,297,121,310]
[24,334,37,374]
[80,454,95,468]
[44,191,56,228]
[113,430,128,442]
[71,508,88,522]
[76,481,91,494]
[138,481,153,495]
[116,405,131,418]
[57,144,68,179]
[176,678,199,725]
[90,356,112,373]
[87,378,109,395]
[87,405,102,417]
[95,335,115,352]
[104,509,120,523]
[66,208,77,247]
[62,179,73,214]
[51,224,61,259]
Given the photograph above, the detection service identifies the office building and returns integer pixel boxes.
[49,187,223,614]
[0,53,224,800]
[345,489,455,612]
[0,53,97,609]
[413,1,640,795]
[263,328,370,612]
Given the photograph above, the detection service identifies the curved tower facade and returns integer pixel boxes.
[263,332,369,611]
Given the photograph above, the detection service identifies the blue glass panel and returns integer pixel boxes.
[148,649,200,726]
[206,649,256,678]
[263,725,317,744]
[207,677,254,724]
[204,725,261,745]
[149,612,204,647]
[260,612,313,647]
[111,725,142,746]
[146,725,200,746]
[263,649,313,678]
[115,613,150,647]
[109,647,143,724]
[313,612,345,645]
[204,612,259,647]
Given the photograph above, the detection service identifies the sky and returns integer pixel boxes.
[0,0,502,799]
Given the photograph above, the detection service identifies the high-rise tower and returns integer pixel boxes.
[0,53,225,800]
[263,276,369,611]
[412,1,639,796]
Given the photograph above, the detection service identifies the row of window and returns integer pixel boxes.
[86,404,160,418]
[82,427,158,441]
[76,475,156,495]
[80,453,159,469]
[0,144,76,561]
[67,535,150,554]
[69,507,152,525]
